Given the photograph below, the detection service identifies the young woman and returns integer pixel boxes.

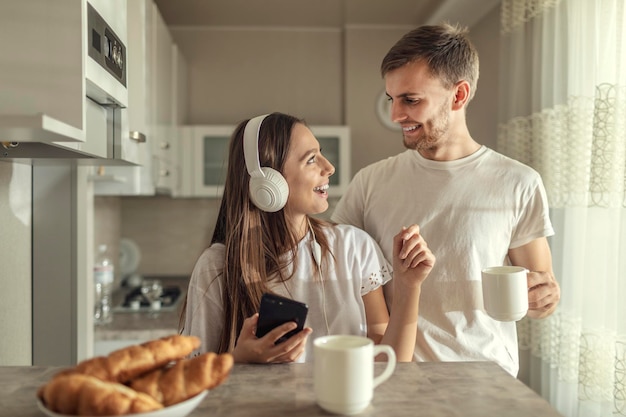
[180,112,434,363]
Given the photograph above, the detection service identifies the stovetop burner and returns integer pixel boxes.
[114,285,182,313]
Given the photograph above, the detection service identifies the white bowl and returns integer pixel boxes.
[37,390,208,417]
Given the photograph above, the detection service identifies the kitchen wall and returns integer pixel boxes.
[96,6,502,279]
[465,7,500,146]
[120,196,220,276]
[93,196,122,287]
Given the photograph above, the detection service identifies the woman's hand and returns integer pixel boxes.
[393,224,435,287]
[231,314,312,364]
[376,224,435,362]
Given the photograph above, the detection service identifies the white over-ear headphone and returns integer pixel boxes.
[243,114,289,212]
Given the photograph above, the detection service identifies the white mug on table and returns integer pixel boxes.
[481,265,529,321]
[313,335,396,415]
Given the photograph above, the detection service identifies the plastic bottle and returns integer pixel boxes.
[94,244,114,325]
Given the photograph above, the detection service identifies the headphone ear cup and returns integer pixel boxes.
[249,167,289,212]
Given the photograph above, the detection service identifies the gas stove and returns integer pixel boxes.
[113,282,184,313]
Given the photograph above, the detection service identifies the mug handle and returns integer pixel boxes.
[372,345,396,388]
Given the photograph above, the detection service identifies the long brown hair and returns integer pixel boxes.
[180,112,333,352]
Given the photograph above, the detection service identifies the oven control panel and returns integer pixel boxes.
[87,3,126,88]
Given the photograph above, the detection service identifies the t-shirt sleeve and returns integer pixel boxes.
[351,228,393,296]
[331,170,366,229]
[182,245,226,356]
[510,174,555,249]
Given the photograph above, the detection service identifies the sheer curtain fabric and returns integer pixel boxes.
[498,0,626,416]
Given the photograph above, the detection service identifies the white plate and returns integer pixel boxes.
[119,237,142,277]
[37,390,208,417]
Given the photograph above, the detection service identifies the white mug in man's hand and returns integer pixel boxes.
[313,335,396,415]
[481,266,529,321]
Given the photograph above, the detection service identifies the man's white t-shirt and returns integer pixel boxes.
[183,224,392,362]
[331,146,554,376]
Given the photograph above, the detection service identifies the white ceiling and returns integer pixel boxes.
[153,0,502,29]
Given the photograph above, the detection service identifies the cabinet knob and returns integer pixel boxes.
[129,131,147,143]
[160,169,170,177]
[160,142,170,150]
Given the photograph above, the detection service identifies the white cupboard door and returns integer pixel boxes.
[177,126,194,197]
[0,0,84,145]
[152,4,176,193]
[192,126,234,198]
[170,44,189,197]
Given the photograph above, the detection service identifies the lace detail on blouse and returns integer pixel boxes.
[361,264,392,294]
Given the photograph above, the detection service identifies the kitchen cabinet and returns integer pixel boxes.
[0,0,137,163]
[178,125,351,198]
[311,126,351,197]
[0,0,84,146]
[171,44,189,197]
[151,7,177,194]
[178,125,232,198]
[94,0,186,195]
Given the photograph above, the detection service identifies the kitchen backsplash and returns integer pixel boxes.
[95,196,217,282]
[94,195,339,285]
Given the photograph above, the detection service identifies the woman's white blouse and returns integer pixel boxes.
[183,224,392,362]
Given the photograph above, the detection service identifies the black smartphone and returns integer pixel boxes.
[255,293,309,344]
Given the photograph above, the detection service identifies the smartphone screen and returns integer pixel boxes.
[256,293,308,344]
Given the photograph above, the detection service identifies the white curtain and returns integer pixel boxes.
[498,0,626,416]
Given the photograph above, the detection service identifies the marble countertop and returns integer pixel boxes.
[2,362,563,417]
[95,276,189,341]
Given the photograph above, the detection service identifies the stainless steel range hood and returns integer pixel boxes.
[0,112,94,162]
[0,121,136,165]
[1,142,95,159]
[0,142,136,165]
[0,101,136,166]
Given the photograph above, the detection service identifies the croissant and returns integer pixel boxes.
[59,335,201,383]
[38,373,163,416]
[129,352,234,406]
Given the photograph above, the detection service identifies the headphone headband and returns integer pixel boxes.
[243,114,270,178]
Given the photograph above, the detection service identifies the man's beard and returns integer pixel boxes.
[403,102,450,151]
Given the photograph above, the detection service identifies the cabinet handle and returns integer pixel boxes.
[129,131,147,143]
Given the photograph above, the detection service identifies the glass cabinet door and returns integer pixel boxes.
[191,125,234,197]
[201,133,229,188]
[311,126,350,197]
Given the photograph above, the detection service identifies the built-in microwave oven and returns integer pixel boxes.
[178,125,351,199]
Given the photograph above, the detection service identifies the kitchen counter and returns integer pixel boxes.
[95,276,189,343]
[2,361,563,417]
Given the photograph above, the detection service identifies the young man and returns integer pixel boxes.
[331,24,560,376]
